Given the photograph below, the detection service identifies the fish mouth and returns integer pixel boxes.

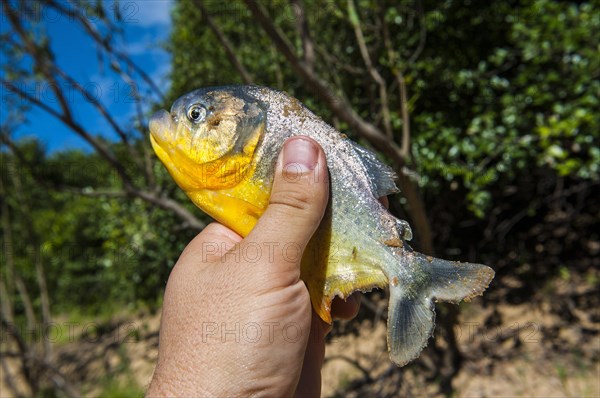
[149,109,191,188]
[149,109,175,146]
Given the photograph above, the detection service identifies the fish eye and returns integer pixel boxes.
[186,104,206,123]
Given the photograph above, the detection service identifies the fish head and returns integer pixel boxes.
[149,87,267,191]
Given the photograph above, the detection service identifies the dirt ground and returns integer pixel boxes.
[2,273,598,397]
[321,297,599,397]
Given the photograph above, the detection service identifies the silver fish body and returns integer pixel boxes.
[149,85,495,366]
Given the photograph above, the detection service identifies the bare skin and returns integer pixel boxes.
[147,137,381,397]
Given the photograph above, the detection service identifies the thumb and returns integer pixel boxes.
[246,136,329,272]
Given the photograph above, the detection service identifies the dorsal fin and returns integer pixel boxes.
[347,139,399,198]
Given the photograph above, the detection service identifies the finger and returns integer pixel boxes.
[294,311,327,397]
[331,293,361,320]
[246,136,329,276]
[379,196,389,209]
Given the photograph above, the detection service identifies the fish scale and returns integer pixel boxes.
[149,85,495,366]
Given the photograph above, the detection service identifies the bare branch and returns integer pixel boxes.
[13,1,155,188]
[0,315,35,395]
[107,60,159,192]
[44,0,156,149]
[142,144,158,190]
[0,172,37,330]
[6,158,53,359]
[291,0,315,71]
[242,0,404,166]
[134,190,207,230]
[316,45,365,75]
[3,3,74,121]
[43,0,165,101]
[47,185,206,231]
[407,0,427,66]
[51,66,131,145]
[347,0,392,138]
[54,187,206,231]
[243,1,299,70]
[397,73,411,159]
[325,355,374,382]
[0,231,20,396]
[270,45,284,87]
[49,65,148,175]
[0,317,81,397]
[3,3,137,188]
[1,91,206,231]
[1,80,136,189]
[58,187,129,197]
[382,17,412,178]
[194,0,254,84]
[243,0,434,253]
[0,350,24,397]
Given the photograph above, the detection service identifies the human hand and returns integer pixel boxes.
[147,136,361,397]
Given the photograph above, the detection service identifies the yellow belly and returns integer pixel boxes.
[186,177,270,237]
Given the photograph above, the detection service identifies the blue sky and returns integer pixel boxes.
[1,0,174,153]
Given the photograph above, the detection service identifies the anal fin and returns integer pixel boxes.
[388,289,436,366]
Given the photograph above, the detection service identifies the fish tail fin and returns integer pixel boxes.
[387,250,494,366]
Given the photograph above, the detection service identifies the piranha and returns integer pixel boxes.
[149,85,494,366]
